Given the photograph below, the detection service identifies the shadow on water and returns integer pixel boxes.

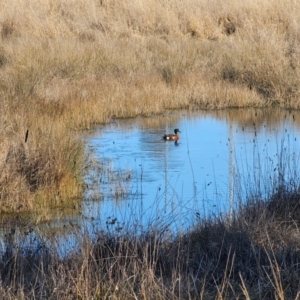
[2,108,300,254]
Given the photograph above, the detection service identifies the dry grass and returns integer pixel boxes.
[1,1,300,298]
[0,0,300,211]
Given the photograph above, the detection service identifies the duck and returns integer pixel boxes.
[163,128,181,141]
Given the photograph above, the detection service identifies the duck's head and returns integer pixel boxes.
[174,128,181,134]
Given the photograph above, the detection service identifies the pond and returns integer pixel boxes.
[1,108,300,255]
[84,108,300,233]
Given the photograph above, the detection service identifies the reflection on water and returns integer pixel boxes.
[85,108,300,232]
[2,108,300,253]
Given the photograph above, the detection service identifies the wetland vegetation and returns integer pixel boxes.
[1,0,300,298]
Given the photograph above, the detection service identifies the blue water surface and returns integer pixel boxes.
[84,109,300,233]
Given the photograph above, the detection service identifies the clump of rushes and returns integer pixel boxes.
[0,113,85,219]
[1,0,300,213]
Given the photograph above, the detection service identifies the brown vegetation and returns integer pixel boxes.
[0,0,300,297]
[1,0,300,212]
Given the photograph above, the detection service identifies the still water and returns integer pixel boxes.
[2,108,300,255]
[84,108,300,232]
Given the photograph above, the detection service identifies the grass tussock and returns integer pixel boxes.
[1,186,300,299]
[1,0,300,211]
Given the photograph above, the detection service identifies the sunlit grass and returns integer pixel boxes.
[0,0,299,229]
[1,0,300,298]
